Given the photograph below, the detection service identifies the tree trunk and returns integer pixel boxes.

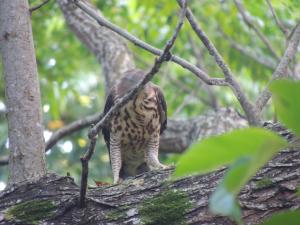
[0,0,46,186]
[0,145,299,225]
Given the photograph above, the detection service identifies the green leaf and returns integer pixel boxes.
[259,210,300,225]
[209,130,286,223]
[173,128,287,178]
[270,80,300,138]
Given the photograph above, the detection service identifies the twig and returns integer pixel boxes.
[29,0,51,13]
[45,113,103,151]
[188,35,219,110]
[234,0,280,61]
[220,29,277,70]
[0,158,8,166]
[77,0,187,207]
[177,0,260,125]
[265,0,289,37]
[79,131,97,208]
[255,22,300,112]
[73,0,227,87]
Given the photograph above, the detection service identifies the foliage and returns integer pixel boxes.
[270,80,300,138]
[258,210,300,225]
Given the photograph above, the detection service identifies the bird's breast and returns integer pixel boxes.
[110,99,161,144]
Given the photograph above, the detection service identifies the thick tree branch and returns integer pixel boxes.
[178,0,260,125]
[234,0,280,60]
[0,143,299,224]
[160,108,248,153]
[256,23,300,112]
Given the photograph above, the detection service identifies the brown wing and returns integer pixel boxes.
[154,86,167,134]
[101,69,143,149]
[102,91,115,150]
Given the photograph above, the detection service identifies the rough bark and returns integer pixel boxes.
[0,145,299,225]
[0,0,46,185]
[160,108,248,153]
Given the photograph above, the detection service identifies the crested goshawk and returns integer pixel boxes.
[102,69,168,184]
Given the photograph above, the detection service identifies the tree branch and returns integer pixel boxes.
[29,0,51,13]
[234,0,280,60]
[0,158,8,166]
[256,22,300,112]
[220,29,277,70]
[0,139,299,224]
[265,0,289,37]
[45,113,103,151]
[178,0,260,125]
[72,0,227,87]
[77,0,187,207]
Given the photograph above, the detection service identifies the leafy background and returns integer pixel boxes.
[0,0,300,191]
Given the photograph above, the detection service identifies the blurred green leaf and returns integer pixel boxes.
[174,127,286,223]
[173,128,287,178]
[258,210,300,225]
[270,80,300,138]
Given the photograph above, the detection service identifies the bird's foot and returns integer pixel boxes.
[148,162,173,171]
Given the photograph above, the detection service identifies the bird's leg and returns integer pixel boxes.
[110,134,122,184]
[145,134,168,170]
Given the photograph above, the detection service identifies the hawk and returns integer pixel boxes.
[102,69,168,184]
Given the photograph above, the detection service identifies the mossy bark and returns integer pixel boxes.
[0,146,299,225]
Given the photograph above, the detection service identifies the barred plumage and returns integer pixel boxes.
[102,69,168,184]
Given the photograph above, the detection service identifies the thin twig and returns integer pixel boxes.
[0,158,8,166]
[29,0,51,13]
[45,113,103,151]
[255,22,300,112]
[79,131,97,207]
[77,0,187,207]
[73,0,227,87]
[220,29,277,70]
[188,35,219,110]
[177,0,260,125]
[265,0,289,37]
[234,0,280,61]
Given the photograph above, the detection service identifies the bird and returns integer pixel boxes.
[102,68,168,184]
